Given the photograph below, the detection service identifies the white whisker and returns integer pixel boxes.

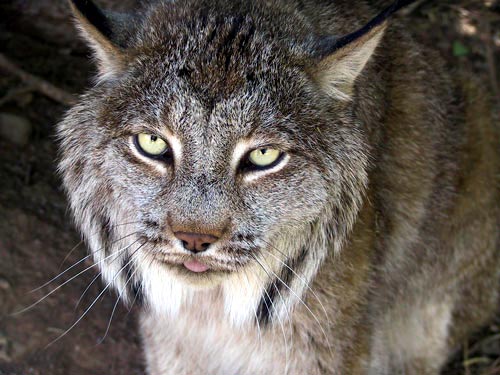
[250,254,290,375]
[74,271,102,311]
[241,267,263,350]
[14,237,140,316]
[57,220,143,272]
[45,241,147,348]
[99,252,143,344]
[124,251,157,317]
[31,231,139,293]
[259,240,331,327]
[252,251,332,357]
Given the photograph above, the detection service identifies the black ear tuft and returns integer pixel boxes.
[70,0,115,42]
[313,0,417,58]
[310,23,386,101]
[309,0,417,101]
[68,0,133,80]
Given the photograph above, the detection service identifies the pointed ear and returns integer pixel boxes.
[68,0,131,81]
[310,23,386,102]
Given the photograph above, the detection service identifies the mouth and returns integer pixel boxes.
[152,253,238,277]
[143,237,252,279]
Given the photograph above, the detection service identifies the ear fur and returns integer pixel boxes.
[311,23,386,102]
[68,0,130,81]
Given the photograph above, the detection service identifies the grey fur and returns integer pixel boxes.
[58,0,500,373]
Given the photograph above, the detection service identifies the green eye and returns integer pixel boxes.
[248,148,282,167]
[135,133,169,156]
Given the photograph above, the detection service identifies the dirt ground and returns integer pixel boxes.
[0,1,499,374]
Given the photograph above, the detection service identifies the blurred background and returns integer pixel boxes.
[0,1,499,374]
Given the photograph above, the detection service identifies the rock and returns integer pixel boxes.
[0,113,32,146]
[0,277,10,291]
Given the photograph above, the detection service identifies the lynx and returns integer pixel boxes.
[57,0,500,373]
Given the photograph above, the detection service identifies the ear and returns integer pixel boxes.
[68,0,132,81]
[310,23,386,102]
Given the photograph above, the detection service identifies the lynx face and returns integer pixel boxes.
[58,1,378,326]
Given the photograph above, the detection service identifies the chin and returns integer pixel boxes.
[137,256,266,327]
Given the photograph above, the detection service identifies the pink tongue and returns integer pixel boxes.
[183,260,209,273]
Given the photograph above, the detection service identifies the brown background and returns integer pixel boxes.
[0,1,499,374]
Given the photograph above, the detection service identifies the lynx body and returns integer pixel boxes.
[58,0,500,373]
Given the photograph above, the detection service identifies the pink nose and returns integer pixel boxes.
[174,232,219,253]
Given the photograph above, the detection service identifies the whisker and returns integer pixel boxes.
[74,271,102,311]
[124,251,157,317]
[241,267,263,349]
[74,236,144,311]
[57,240,83,272]
[45,241,147,348]
[259,239,331,326]
[56,221,142,272]
[14,237,141,315]
[251,251,332,356]
[32,251,94,295]
[253,256,295,373]
[98,253,143,344]
[31,231,140,293]
[75,235,147,311]
[250,253,290,373]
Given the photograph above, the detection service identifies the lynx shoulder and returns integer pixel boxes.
[57,0,500,373]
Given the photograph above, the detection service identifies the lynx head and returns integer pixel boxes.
[58,0,385,326]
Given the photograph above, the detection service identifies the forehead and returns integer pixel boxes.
[122,81,296,149]
[136,9,282,91]
[114,13,310,143]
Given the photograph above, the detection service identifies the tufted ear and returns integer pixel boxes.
[310,0,417,101]
[311,23,386,101]
[68,0,133,81]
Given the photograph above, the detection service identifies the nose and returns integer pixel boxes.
[174,232,219,253]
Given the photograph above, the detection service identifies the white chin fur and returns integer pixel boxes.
[222,265,268,327]
[140,260,190,318]
[137,259,270,327]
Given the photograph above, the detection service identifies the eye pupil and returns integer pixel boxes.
[150,135,158,142]
[260,148,267,155]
